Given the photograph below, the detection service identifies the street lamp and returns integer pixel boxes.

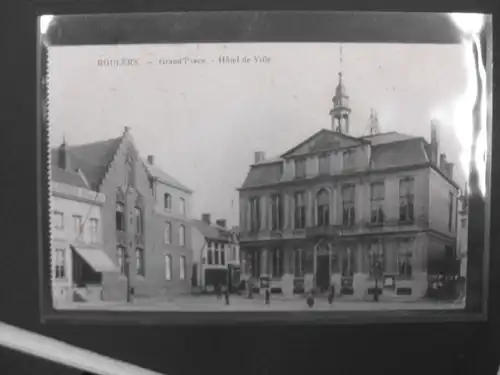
[370,245,384,302]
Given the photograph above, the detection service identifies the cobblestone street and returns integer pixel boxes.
[56,294,465,312]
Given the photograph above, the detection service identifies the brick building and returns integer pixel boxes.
[143,155,194,297]
[238,72,461,301]
[51,127,194,302]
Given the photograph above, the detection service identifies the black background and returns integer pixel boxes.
[1,2,499,375]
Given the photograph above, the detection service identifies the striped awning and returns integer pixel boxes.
[71,246,119,273]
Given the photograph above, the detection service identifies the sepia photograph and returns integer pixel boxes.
[41,12,489,318]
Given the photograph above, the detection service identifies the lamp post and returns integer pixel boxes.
[371,245,384,302]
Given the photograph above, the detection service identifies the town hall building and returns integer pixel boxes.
[237,72,461,301]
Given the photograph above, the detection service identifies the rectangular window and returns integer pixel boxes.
[180,256,186,280]
[271,248,284,278]
[117,246,126,275]
[316,189,330,227]
[179,225,186,247]
[448,192,454,231]
[318,153,330,175]
[164,222,172,244]
[180,198,186,216]
[295,157,307,179]
[370,182,385,224]
[271,194,283,231]
[136,248,145,277]
[207,242,213,264]
[221,246,226,265]
[89,218,99,243]
[214,243,220,265]
[164,193,172,211]
[250,251,260,278]
[399,177,415,222]
[116,202,125,231]
[342,185,356,226]
[165,254,172,280]
[342,149,354,169]
[53,211,64,229]
[294,192,306,229]
[249,197,261,232]
[293,249,306,277]
[54,248,66,280]
[72,215,83,238]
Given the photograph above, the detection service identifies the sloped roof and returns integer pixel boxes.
[191,219,229,241]
[51,167,89,189]
[370,137,429,169]
[142,159,193,194]
[241,162,284,190]
[51,137,123,191]
[361,131,415,145]
[240,136,431,190]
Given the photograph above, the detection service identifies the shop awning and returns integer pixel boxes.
[72,246,119,273]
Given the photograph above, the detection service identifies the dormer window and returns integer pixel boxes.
[295,157,306,179]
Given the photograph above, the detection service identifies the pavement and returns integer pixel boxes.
[55,294,465,312]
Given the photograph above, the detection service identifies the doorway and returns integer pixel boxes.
[316,255,330,292]
[191,264,198,287]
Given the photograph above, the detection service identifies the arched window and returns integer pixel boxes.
[116,202,125,231]
[179,224,186,247]
[165,254,172,280]
[316,189,330,227]
[164,222,172,244]
[135,207,143,234]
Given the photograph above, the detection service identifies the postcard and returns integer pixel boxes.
[39,11,491,322]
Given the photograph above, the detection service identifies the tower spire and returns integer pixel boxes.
[330,44,351,134]
[366,108,381,135]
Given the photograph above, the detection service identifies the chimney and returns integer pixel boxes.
[254,151,265,164]
[147,155,154,165]
[430,120,439,164]
[58,140,70,171]
[202,213,211,225]
[446,162,454,180]
[439,153,446,169]
[216,219,227,228]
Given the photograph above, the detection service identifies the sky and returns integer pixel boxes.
[47,42,474,227]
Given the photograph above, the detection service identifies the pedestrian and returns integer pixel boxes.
[248,280,254,299]
[328,284,335,305]
[265,288,271,305]
[306,291,315,308]
[215,283,222,299]
[224,288,230,305]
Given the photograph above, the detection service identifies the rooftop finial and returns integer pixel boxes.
[339,44,343,71]
[62,134,67,146]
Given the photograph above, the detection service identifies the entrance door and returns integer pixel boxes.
[191,264,198,287]
[316,255,330,292]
